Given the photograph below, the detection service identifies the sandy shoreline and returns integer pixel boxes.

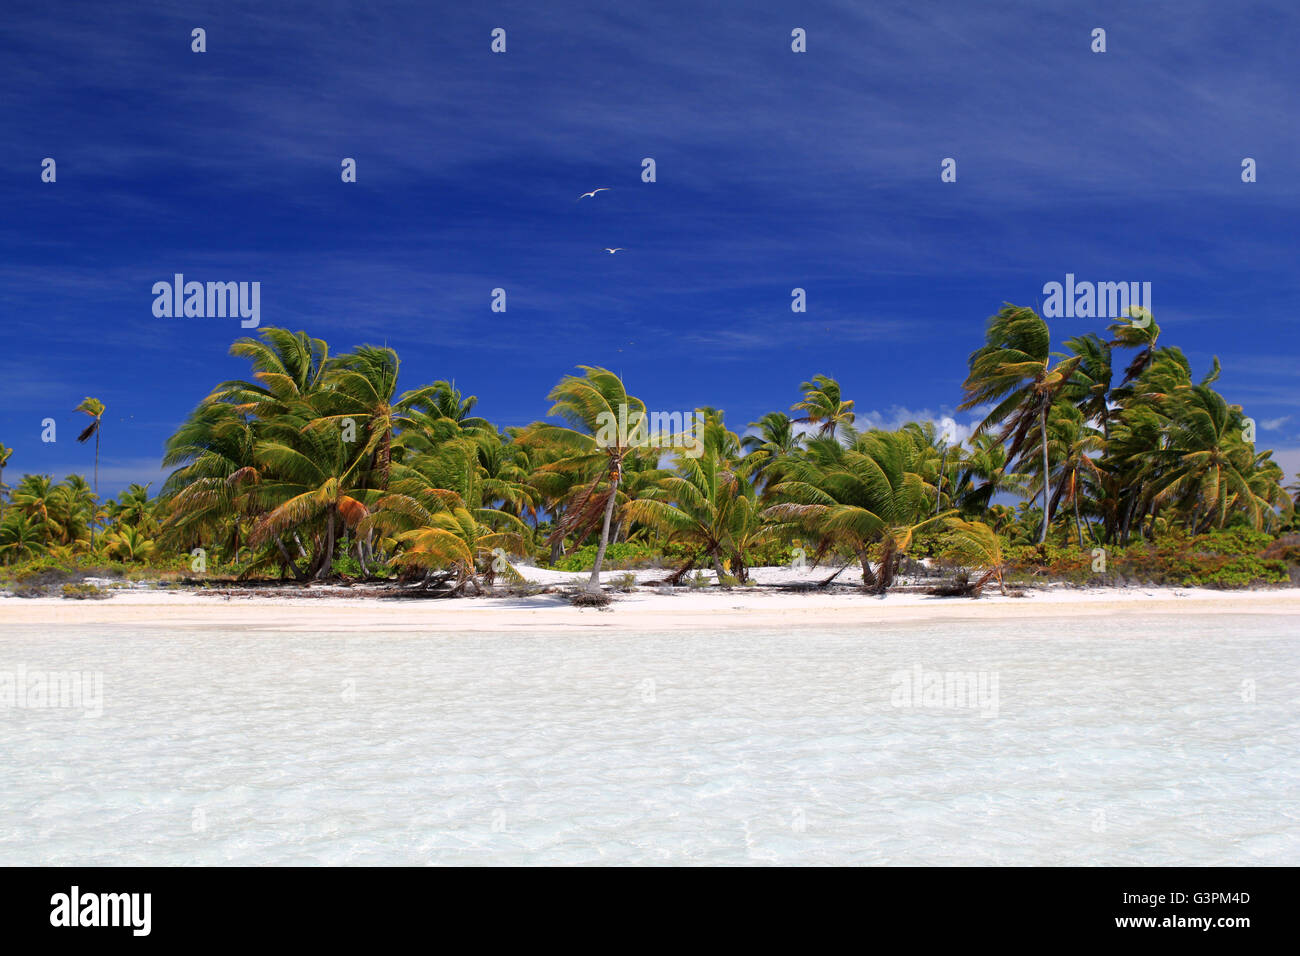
[2,584,1297,632]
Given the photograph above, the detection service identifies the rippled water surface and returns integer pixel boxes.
[2,615,1296,864]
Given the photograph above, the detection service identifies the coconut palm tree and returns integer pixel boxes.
[103,524,158,563]
[0,443,11,517]
[526,367,646,592]
[361,438,528,592]
[766,429,947,592]
[248,407,373,579]
[792,374,855,438]
[74,397,105,544]
[0,511,44,564]
[1149,386,1266,533]
[1064,332,1114,438]
[740,412,803,488]
[624,448,768,585]
[939,518,1008,595]
[959,305,1081,544]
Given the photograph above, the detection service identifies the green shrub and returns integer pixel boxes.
[61,582,110,600]
[553,541,661,572]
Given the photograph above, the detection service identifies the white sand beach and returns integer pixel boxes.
[3,569,1297,633]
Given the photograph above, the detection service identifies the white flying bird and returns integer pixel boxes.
[578,188,611,200]
[604,247,623,254]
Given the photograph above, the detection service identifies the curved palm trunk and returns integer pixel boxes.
[712,551,729,588]
[586,474,620,591]
[1073,479,1085,547]
[857,548,878,590]
[874,538,899,594]
[1037,403,1051,544]
[315,508,336,580]
[935,449,948,517]
[90,427,100,549]
[275,536,308,581]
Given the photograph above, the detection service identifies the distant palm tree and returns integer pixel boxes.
[792,374,855,438]
[10,475,58,544]
[0,511,44,564]
[74,397,105,545]
[960,306,1080,544]
[0,443,12,515]
[740,412,803,488]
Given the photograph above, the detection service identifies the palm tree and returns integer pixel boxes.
[949,431,1027,514]
[103,524,158,563]
[939,518,1008,595]
[624,448,768,585]
[792,374,855,437]
[248,407,372,579]
[361,438,528,592]
[766,429,946,592]
[0,511,44,564]
[0,443,12,516]
[1064,332,1114,438]
[740,412,803,488]
[526,367,646,593]
[10,475,59,545]
[1150,386,1266,533]
[74,397,105,544]
[959,305,1081,544]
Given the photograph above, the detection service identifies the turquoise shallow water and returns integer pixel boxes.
[1,614,1296,865]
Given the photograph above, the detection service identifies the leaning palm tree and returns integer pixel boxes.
[939,518,1008,595]
[0,443,12,516]
[74,397,105,544]
[526,367,646,593]
[959,305,1081,544]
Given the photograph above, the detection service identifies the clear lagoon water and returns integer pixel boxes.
[2,614,1296,865]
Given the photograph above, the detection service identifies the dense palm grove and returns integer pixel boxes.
[2,306,1296,593]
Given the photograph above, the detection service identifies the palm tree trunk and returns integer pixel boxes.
[586,475,620,591]
[857,548,878,590]
[935,448,948,517]
[315,508,335,580]
[1038,403,1051,544]
[1072,475,1084,546]
[90,428,100,549]
[712,551,729,588]
[275,536,308,580]
[875,538,899,594]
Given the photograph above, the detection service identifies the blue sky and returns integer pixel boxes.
[3,0,1297,497]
